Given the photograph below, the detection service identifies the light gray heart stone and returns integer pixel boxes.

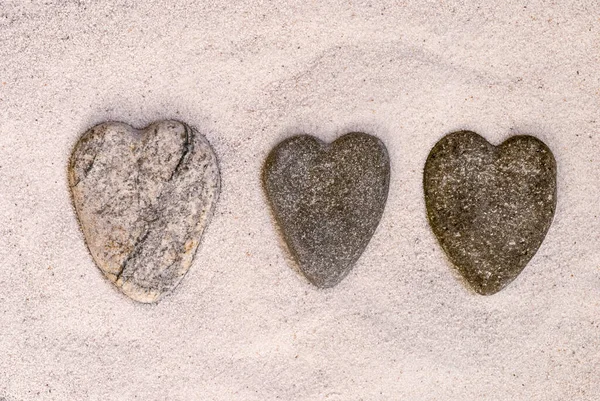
[263,133,390,288]
[424,131,557,295]
[69,120,220,303]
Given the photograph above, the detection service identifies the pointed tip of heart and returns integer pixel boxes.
[104,273,162,303]
[304,271,348,289]
[467,279,510,296]
[117,277,163,303]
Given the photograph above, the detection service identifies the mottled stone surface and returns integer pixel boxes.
[424,131,557,295]
[263,133,390,288]
[69,120,220,303]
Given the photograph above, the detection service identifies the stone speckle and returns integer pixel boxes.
[69,120,220,303]
[424,131,557,295]
[263,133,390,288]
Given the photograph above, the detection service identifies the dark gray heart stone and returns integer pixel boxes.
[263,133,390,288]
[424,131,557,295]
[69,120,220,303]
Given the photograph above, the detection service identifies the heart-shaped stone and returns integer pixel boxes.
[69,120,220,303]
[424,131,556,295]
[263,133,390,288]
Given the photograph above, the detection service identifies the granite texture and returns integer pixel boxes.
[263,133,390,288]
[68,120,220,303]
[424,131,557,295]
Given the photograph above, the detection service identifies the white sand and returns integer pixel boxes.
[1,1,599,400]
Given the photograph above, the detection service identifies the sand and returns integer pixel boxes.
[0,1,599,400]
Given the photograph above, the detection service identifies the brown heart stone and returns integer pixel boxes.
[263,133,390,288]
[69,120,220,303]
[424,131,557,295]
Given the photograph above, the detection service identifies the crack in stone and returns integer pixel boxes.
[73,132,106,187]
[169,124,192,181]
[82,134,105,179]
[115,228,152,282]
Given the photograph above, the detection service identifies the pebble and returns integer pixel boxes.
[424,131,557,295]
[69,120,220,303]
[263,133,390,288]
